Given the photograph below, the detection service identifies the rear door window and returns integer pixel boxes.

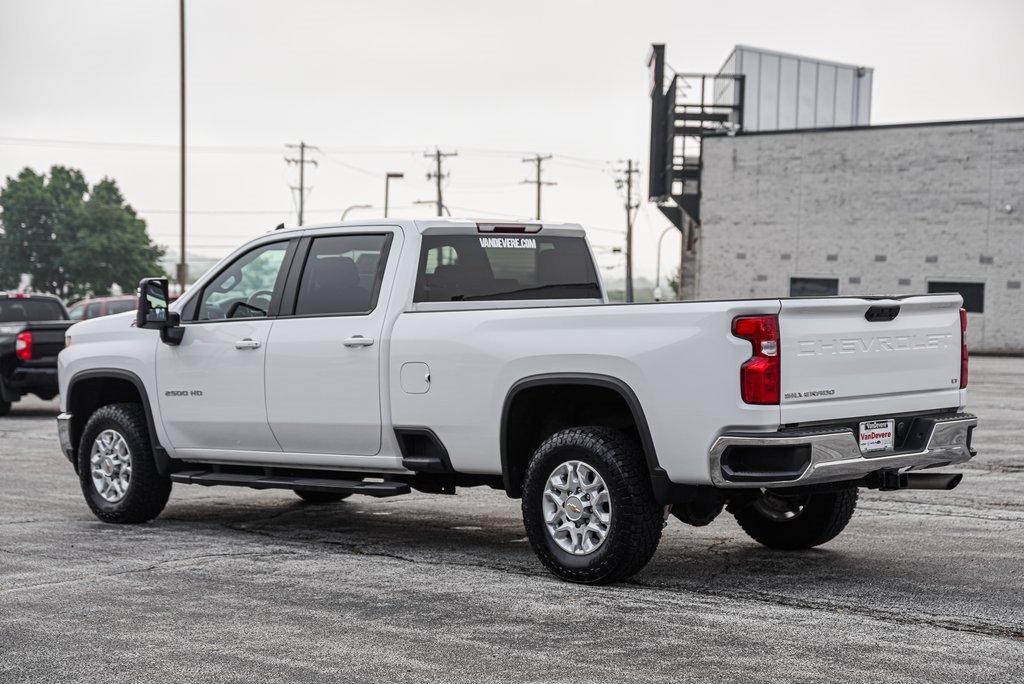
[414,235,601,302]
[293,234,391,316]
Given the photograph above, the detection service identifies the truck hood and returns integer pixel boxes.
[67,310,137,338]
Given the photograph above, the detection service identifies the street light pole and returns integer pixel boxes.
[341,204,372,220]
[654,225,674,301]
[178,0,187,291]
[413,199,450,216]
[384,172,404,218]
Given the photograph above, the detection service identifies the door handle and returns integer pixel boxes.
[343,335,375,348]
[234,338,261,350]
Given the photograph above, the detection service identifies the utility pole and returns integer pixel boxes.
[425,147,457,217]
[521,154,556,220]
[615,160,641,302]
[178,0,187,290]
[285,141,319,226]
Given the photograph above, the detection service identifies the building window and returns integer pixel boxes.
[790,277,839,297]
[928,281,984,313]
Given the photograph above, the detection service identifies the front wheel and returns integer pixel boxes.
[521,427,663,584]
[78,403,171,524]
[733,488,858,550]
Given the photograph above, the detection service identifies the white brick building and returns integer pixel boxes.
[696,118,1024,353]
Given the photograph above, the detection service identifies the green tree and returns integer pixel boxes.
[668,265,681,299]
[0,166,164,298]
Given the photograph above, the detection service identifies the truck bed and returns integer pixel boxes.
[389,294,966,485]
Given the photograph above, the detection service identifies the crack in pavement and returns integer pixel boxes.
[627,579,1024,642]
[217,521,1024,643]
[857,502,1024,523]
[0,550,299,595]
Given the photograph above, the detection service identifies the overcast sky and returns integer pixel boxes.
[2,0,1023,283]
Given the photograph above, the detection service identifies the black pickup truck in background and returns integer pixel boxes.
[0,294,72,416]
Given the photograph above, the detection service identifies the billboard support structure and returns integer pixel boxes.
[647,44,745,298]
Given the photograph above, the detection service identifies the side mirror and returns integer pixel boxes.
[137,278,170,329]
[137,277,184,345]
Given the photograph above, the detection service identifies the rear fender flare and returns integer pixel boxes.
[499,373,667,498]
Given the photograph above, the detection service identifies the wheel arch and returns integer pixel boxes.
[66,368,170,476]
[499,373,665,499]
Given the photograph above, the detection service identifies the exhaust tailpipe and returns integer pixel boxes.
[902,473,963,490]
[866,470,964,491]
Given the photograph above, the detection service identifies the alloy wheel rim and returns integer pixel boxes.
[542,459,612,555]
[90,429,132,503]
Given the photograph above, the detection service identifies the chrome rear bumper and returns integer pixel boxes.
[709,413,977,488]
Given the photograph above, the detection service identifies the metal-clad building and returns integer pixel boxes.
[696,118,1024,354]
[718,46,873,132]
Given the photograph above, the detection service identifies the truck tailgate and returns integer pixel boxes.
[779,295,964,423]
[26,322,72,361]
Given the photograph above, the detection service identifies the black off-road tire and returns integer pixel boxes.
[0,399,10,417]
[294,490,351,504]
[521,426,663,584]
[78,403,171,524]
[734,488,858,550]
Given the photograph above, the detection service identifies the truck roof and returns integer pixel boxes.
[271,217,587,236]
[0,292,64,302]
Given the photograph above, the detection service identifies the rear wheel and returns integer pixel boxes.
[78,403,171,524]
[521,427,663,584]
[734,488,858,550]
[294,490,351,504]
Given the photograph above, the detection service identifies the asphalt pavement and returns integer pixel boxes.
[1,357,1022,682]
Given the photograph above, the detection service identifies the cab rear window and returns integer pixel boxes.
[413,235,601,302]
[0,298,67,322]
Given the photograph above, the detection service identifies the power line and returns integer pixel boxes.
[520,154,556,220]
[0,136,421,156]
[284,141,319,226]
[0,136,621,167]
[424,147,457,217]
[320,152,380,178]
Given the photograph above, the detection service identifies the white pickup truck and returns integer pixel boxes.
[57,219,977,583]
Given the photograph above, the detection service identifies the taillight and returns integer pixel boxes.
[733,315,781,405]
[15,331,32,361]
[959,308,968,389]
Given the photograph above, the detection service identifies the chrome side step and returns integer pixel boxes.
[170,470,411,497]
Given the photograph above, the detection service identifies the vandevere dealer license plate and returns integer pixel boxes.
[859,419,895,453]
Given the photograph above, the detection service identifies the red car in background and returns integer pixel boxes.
[67,295,137,321]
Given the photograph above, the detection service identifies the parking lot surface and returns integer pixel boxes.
[1,357,1021,683]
